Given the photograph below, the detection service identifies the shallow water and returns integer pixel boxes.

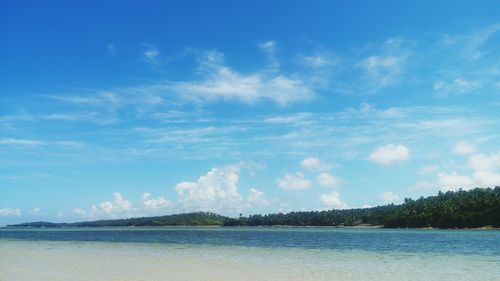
[1,227,499,255]
[0,227,499,281]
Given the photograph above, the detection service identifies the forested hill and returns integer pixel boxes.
[9,212,228,228]
[226,187,500,228]
[8,188,500,229]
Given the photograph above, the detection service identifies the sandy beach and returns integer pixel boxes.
[1,239,499,281]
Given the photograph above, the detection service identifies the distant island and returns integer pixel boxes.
[8,187,500,229]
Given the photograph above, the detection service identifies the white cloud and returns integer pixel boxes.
[31,208,42,215]
[247,188,269,206]
[71,164,257,218]
[98,202,113,214]
[72,208,87,216]
[468,152,500,171]
[319,191,347,209]
[437,172,475,191]
[435,170,500,192]
[452,141,476,155]
[113,192,131,209]
[75,191,169,219]
[473,170,500,187]
[95,192,133,216]
[276,172,312,190]
[369,144,410,165]
[316,173,340,189]
[175,164,243,212]
[418,165,439,176]
[300,157,330,171]
[0,208,21,217]
[436,150,500,191]
[142,192,173,209]
[378,191,400,204]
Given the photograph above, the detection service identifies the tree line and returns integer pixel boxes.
[9,187,499,229]
[224,187,500,228]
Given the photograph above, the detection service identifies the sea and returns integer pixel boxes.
[0,227,499,281]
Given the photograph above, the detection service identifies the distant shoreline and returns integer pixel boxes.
[3,224,499,230]
[7,188,500,230]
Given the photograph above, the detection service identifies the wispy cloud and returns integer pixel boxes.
[143,44,160,64]
[301,53,338,68]
[107,43,116,56]
[42,90,124,109]
[259,40,279,71]
[441,23,500,60]
[0,172,59,183]
[418,165,439,176]
[39,48,316,111]
[434,78,482,97]
[0,138,86,148]
[0,138,43,146]
[169,50,314,105]
[41,112,115,124]
[357,55,403,87]
[353,37,413,93]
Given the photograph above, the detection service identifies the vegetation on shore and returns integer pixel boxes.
[10,212,227,228]
[8,187,500,229]
[225,187,500,228]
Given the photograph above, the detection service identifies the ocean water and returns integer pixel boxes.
[1,227,499,281]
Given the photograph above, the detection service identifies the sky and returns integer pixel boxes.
[1,1,500,225]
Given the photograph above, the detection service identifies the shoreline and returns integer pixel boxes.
[3,224,499,230]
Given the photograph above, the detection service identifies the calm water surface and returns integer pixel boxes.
[1,227,499,256]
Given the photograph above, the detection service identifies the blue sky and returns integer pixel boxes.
[1,1,500,225]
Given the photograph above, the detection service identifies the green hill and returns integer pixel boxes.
[9,212,227,227]
[9,188,500,229]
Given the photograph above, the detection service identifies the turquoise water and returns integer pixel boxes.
[1,227,499,281]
